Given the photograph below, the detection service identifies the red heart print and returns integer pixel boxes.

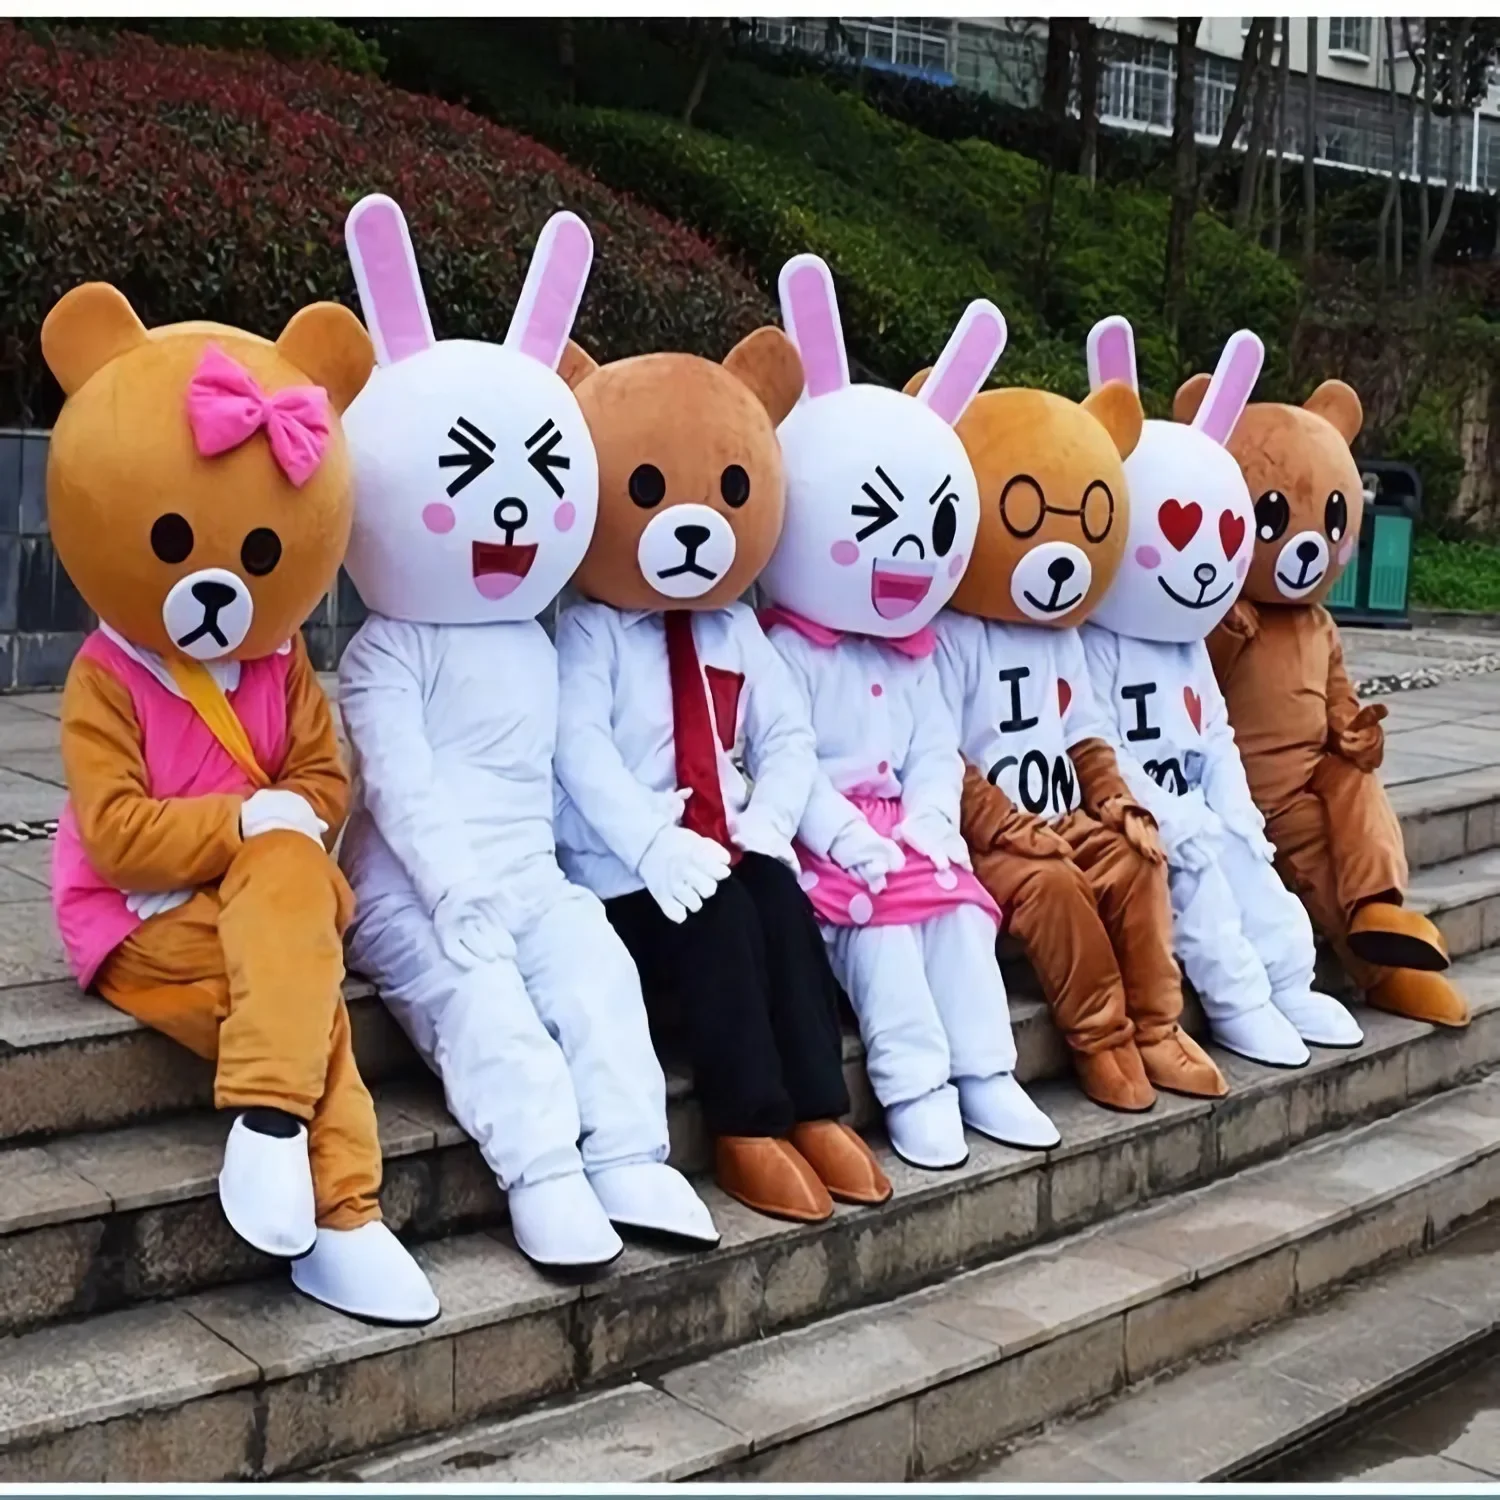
[1184,686,1203,733]
[1158,499,1203,551]
[1219,510,1246,560]
[1057,678,1072,718]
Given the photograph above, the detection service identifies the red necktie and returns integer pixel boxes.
[664,610,738,859]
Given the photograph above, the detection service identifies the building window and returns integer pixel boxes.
[1101,38,1174,132]
[1240,18,1286,43]
[1327,18,1373,60]
[839,17,952,77]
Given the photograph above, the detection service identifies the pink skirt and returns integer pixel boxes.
[795,795,1004,931]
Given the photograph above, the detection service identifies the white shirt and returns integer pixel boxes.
[1080,624,1266,851]
[769,626,964,857]
[553,602,818,901]
[933,612,1109,826]
[338,616,561,914]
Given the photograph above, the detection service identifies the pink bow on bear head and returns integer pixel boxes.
[184,344,331,488]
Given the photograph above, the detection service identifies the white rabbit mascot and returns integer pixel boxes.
[336,194,717,1273]
[1079,315,1363,1067]
[761,254,1059,1169]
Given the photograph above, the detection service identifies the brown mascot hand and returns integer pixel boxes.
[960,763,1067,858]
[1331,702,1387,772]
[1220,598,1260,641]
[1098,795,1167,866]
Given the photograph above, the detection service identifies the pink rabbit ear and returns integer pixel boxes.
[778,254,849,399]
[1192,330,1264,447]
[1086,315,1137,393]
[345,194,435,367]
[917,299,1006,426]
[506,211,594,372]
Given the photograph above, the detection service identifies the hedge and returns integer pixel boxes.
[0,23,773,427]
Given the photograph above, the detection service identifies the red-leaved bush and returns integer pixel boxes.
[0,23,774,425]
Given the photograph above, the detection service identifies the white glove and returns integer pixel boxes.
[432,883,516,970]
[240,788,328,846]
[1173,830,1220,874]
[125,888,195,921]
[728,804,798,869]
[828,819,905,893]
[638,825,732,924]
[893,809,971,872]
[1154,790,1222,860]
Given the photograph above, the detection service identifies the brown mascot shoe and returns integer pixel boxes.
[715,1137,834,1223]
[790,1120,893,1205]
[1073,1041,1156,1113]
[1348,903,1450,972]
[1367,970,1470,1029]
[1138,1027,1229,1099]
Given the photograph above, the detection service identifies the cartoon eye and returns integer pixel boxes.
[240,527,282,577]
[629,463,667,509]
[999,475,1044,538]
[439,417,495,497]
[928,474,958,558]
[1254,490,1291,543]
[526,419,570,500]
[1081,481,1115,543]
[1325,490,1348,544]
[151,513,194,565]
[851,466,901,541]
[720,464,750,509]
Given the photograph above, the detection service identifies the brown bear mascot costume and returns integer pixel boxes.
[1203,379,1467,1028]
[45,283,438,1322]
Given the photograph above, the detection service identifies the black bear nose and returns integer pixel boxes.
[1296,539,1321,564]
[1047,557,1075,583]
[675,524,710,550]
[192,580,238,610]
[1194,563,1217,585]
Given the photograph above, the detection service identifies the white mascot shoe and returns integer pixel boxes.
[1274,988,1364,1049]
[509,1171,624,1271]
[958,1073,1062,1150]
[588,1161,720,1246]
[218,1114,317,1259]
[886,1085,969,1170]
[291,1222,440,1325]
[1212,1005,1311,1068]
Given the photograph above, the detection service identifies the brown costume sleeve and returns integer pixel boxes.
[959,761,1018,852]
[1206,599,1260,688]
[1069,737,1134,816]
[1322,610,1363,737]
[61,655,243,891]
[273,634,350,844]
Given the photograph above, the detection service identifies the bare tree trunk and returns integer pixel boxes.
[1417,41,1434,256]
[682,19,727,127]
[1076,18,1100,186]
[1271,19,1290,253]
[558,19,576,104]
[1235,22,1277,229]
[1421,19,1474,291]
[1376,17,1400,283]
[1217,18,1267,186]
[1302,17,1318,266]
[1163,18,1202,341]
[1033,18,1074,300]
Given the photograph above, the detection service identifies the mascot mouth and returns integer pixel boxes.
[472,541,537,601]
[1157,576,1234,610]
[871,559,935,620]
[1276,564,1327,594]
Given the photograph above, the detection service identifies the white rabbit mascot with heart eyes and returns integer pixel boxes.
[336,195,717,1273]
[761,254,1059,1170]
[1079,315,1363,1069]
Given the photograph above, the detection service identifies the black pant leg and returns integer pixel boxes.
[732,853,851,1124]
[604,877,796,1139]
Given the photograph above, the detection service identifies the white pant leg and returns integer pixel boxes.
[918,905,1017,1080]
[348,894,583,1191]
[1168,842,1273,1023]
[824,923,951,1107]
[511,870,671,1175]
[1217,829,1319,1003]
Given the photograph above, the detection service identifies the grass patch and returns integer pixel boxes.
[1411,534,1500,614]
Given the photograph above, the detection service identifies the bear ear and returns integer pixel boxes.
[903,367,932,397]
[42,283,148,397]
[1173,372,1212,425]
[275,302,375,415]
[1082,379,1144,460]
[723,326,804,427]
[558,338,599,391]
[1304,379,1363,445]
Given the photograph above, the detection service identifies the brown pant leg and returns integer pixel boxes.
[96,832,381,1228]
[1059,812,1185,1046]
[972,835,1135,1056]
[1310,752,1409,915]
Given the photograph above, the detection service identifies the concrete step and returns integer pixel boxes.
[1390,765,1500,870]
[967,1213,1500,1484]
[1410,847,1500,961]
[310,1074,1500,1484]
[4,975,1500,1481]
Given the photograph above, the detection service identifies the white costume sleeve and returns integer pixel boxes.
[554,607,679,874]
[338,617,483,913]
[1057,629,1112,751]
[734,606,819,847]
[898,658,965,830]
[1193,640,1269,844]
[932,614,977,733]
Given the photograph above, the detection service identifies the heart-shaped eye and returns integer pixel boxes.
[1158,499,1202,551]
[1219,510,1246,560]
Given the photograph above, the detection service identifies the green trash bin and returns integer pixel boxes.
[1326,461,1420,629]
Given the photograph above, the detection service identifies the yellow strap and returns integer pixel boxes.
[165,657,272,790]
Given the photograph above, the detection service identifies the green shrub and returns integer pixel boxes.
[1411,534,1500,612]
[1386,389,1465,525]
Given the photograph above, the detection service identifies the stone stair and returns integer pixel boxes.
[5,753,1500,1477]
